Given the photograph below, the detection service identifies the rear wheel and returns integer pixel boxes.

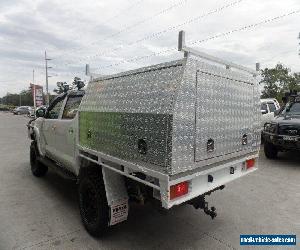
[78,168,109,237]
[264,142,278,159]
[30,142,48,177]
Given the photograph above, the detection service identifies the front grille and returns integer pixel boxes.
[278,125,300,136]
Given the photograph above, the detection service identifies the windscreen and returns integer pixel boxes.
[282,102,300,115]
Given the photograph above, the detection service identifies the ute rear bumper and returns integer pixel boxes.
[78,146,258,210]
[161,154,258,209]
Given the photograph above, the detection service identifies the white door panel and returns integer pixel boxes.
[43,119,60,158]
[57,94,83,171]
[42,95,66,161]
[54,118,77,169]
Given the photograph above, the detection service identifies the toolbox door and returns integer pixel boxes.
[194,70,254,162]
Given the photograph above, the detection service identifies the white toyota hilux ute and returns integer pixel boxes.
[27,31,260,237]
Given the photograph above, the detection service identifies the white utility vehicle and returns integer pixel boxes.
[28,31,261,237]
[260,98,280,128]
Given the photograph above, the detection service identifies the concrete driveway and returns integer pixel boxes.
[0,112,299,250]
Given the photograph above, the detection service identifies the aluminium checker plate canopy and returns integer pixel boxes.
[78,31,261,176]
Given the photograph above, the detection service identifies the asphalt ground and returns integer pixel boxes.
[0,112,299,250]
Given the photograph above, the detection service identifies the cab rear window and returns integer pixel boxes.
[267,102,276,113]
[62,95,83,119]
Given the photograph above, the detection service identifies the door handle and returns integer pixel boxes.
[51,125,56,130]
[69,128,74,134]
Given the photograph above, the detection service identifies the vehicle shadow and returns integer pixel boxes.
[274,151,300,166]
[42,169,78,207]
[38,169,219,250]
[260,149,300,167]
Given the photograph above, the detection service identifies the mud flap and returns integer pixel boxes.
[102,167,129,226]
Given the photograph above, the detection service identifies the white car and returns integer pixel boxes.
[260,98,280,129]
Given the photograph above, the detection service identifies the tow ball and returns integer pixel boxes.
[190,196,217,219]
[188,185,225,219]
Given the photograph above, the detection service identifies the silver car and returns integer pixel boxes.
[13,106,31,115]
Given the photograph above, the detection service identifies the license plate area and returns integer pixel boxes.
[109,199,128,226]
[283,136,298,142]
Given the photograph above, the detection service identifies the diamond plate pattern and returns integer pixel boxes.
[79,54,260,176]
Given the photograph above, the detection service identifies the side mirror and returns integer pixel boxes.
[261,110,267,115]
[36,109,45,118]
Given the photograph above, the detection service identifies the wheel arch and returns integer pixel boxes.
[78,157,129,225]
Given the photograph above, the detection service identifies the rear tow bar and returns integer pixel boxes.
[188,185,225,219]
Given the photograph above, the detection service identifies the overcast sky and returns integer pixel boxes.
[0,0,299,97]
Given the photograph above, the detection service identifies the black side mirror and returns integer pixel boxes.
[36,109,45,118]
[274,110,280,116]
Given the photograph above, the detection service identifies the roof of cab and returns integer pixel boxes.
[260,98,278,103]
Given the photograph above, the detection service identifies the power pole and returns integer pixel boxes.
[45,51,52,106]
[256,63,260,72]
[298,32,300,56]
[33,69,36,113]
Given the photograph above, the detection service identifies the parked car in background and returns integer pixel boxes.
[28,107,34,117]
[263,94,300,158]
[260,98,280,128]
[13,106,31,115]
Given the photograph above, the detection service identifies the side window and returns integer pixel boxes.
[261,103,268,112]
[267,102,276,113]
[62,95,83,120]
[46,99,64,119]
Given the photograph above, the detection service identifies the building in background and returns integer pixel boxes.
[30,84,44,107]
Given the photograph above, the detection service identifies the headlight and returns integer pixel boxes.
[264,123,277,133]
[264,123,270,130]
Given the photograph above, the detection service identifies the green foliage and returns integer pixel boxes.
[0,104,14,111]
[261,64,300,101]
[73,77,85,90]
[0,78,83,107]
[53,82,69,94]
[53,78,85,94]
[0,90,34,106]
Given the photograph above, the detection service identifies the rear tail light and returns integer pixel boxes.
[246,158,255,169]
[170,181,189,200]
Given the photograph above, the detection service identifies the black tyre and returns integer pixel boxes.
[264,142,278,159]
[78,168,109,237]
[30,142,48,177]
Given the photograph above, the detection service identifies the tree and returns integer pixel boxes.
[53,82,69,94]
[260,64,300,101]
[73,77,85,90]
[53,78,85,94]
[0,87,34,107]
[288,73,300,93]
[20,89,34,106]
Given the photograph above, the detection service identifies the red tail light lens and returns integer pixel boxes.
[170,181,189,200]
[246,158,255,169]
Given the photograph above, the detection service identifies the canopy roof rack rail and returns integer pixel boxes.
[178,30,258,76]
